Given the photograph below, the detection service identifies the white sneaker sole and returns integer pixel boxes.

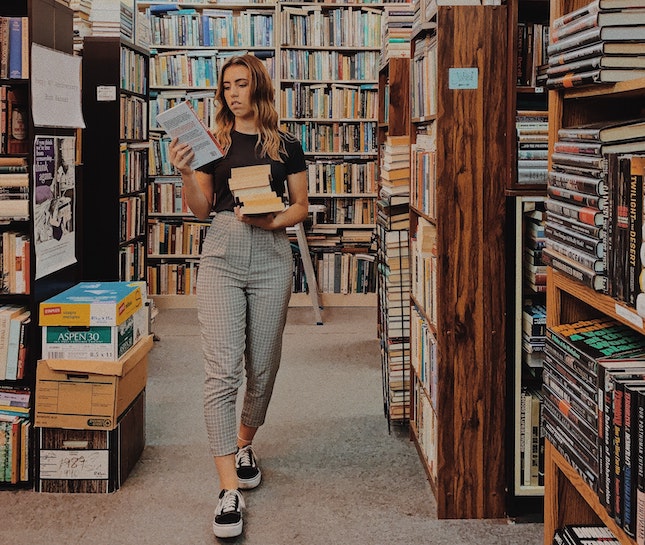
[213,519,243,539]
[238,470,262,490]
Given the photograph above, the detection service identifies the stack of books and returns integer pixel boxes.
[546,0,645,89]
[380,135,411,199]
[524,207,547,294]
[0,157,28,220]
[0,384,30,484]
[544,118,645,300]
[228,164,285,215]
[70,0,92,52]
[380,4,414,66]
[553,525,619,544]
[516,111,548,185]
[543,317,645,537]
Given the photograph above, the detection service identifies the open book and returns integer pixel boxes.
[156,101,224,169]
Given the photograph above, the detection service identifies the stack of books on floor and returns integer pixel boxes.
[544,118,645,302]
[516,111,548,185]
[34,281,152,493]
[546,0,645,89]
[543,317,645,539]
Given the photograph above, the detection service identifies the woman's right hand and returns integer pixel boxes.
[168,138,195,176]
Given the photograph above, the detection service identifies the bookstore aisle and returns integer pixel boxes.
[1,307,542,545]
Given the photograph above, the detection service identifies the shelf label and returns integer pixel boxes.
[96,86,117,102]
[615,303,644,329]
[448,68,478,90]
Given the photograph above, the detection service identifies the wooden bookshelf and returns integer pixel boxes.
[408,2,508,519]
[0,0,81,489]
[541,0,645,538]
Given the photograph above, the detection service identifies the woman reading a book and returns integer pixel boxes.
[168,54,308,539]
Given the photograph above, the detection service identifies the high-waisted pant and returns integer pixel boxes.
[197,212,293,457]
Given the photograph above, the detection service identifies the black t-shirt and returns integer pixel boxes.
[197,130,306,213]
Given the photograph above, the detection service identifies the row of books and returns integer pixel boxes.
[280,120,378,154]
[280,49,380,81]
[279,5,382,48]
[543,117,645,315]
[0,17,28,80]
[307,159,376,196]
[520,386,544,487]
[280,82,379,120]
[119,241,146,283]
[0,86,28,156]
[552,525,619,545]
[120,144,149,195]
[546,0,645,89]
[147,259,200,296]
[0,411,29,484]
[543,317,645,539]
[0,306,30,383]
[146,7,275,48]
[410,304,436,410]
[147,218,210,257]
[149,49,274,89]
[411,32,437,120]
[120,45,147,95]
[410,126,436,219]
[516,111,549,185]
[411,215,436,325]
[315,249,376,294]
[516,21,549,88]
[1,231,30,296]
[119,195,146,244]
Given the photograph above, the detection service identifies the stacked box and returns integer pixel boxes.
[36,390,146,493]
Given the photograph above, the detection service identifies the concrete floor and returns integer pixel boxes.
[0,306,544,544]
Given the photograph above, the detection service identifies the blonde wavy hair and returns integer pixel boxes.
[214,55,289,162]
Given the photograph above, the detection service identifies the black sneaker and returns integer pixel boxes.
[235,444,262,489]
[213,489,245,538]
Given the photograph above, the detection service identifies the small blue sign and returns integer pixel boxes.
[448,68,479,89]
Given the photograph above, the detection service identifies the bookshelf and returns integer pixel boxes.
[81,36,149,283]
[0,0,81,488]
[376,53,411,427]
[279,1,381,302]
[505,0,550,513]
[541,0,645,540]
[408,2,508,518]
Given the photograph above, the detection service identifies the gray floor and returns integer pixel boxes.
[1,306,544,544]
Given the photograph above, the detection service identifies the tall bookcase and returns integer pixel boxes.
[0,0,80,488]
[505,0,550,513]
[542,1,645,542]
[408,2,508,518]
[81,36,149,282]
[377,55,411,427]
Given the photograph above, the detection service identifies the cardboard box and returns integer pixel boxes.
[36,389,146,493]
[39,281,143,327]
[35,335,153,430]
[41,306,149,361]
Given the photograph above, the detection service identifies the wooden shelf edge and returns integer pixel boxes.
[549,269,645,334]
[545,440,635,545]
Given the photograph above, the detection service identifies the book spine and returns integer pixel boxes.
[7,18,21,79]
[636,388,645,545]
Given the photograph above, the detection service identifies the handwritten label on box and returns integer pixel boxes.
[40,449,109,480]
[449,68,478,90]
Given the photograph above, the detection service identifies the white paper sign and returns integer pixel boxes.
[31,43,86,128]
[448,68,479,90]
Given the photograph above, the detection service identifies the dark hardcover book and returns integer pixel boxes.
[558,119,645,145]
[623,383,645,537]
[7,18,22,79]
[627,156,645,307]
[549,40,645,67]
[5,87,27,154]
[551,151,607,171]
[548,184,605,210]
[545,222,604,258]
[547,210,605,239]
[547,69,645,89]
[548,55,645,78]
[545,198,603,227]
[549,170,607,196]
[610,155,631,302]
[635,387,645,544]
[542,246,606,291]
[545,239,604,273]
[562,524,619,544]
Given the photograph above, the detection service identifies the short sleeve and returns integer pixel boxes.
[284,136,306,175]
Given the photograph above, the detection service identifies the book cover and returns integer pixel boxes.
[156,101,224,170]
[7,17,22,79]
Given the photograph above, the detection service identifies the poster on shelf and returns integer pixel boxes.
[33,135,77,279]
[30,43,85,129]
